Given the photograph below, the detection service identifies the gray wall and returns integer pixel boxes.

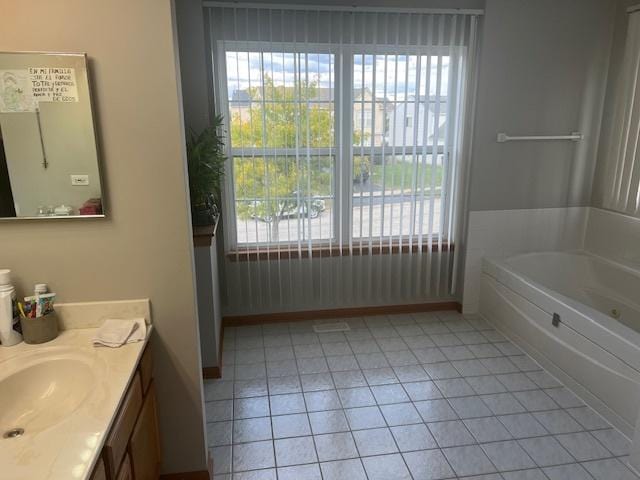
[180,0,619,216]
[176,0,619,312]
[0,0,208,475]
[591,0,638,216]
[227,0,484,9]
[468,0,616,212]
[175,0,485,134]
[195,238,222,367]
[176,0,226,368]
[176,0,212,132]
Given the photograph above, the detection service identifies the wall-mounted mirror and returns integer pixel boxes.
[0,52,104,219]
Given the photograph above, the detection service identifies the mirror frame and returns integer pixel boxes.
[0,51,106,221]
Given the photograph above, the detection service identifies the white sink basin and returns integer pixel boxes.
[0,348,98,434]
[0,327,148,480]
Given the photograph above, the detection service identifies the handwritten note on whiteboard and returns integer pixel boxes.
[29,67,79,103]
[0,67,79,112]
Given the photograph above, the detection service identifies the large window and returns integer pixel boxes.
[225,49,335,245]
[213,11,470,251]
[351,53,450,241]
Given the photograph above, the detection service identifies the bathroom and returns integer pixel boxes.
[1,0,640,479]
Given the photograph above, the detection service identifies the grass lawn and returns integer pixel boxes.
[371,161,444,191]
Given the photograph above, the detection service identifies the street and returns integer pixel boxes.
[235,195,442,244]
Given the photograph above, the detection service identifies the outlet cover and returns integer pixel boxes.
[71,174,89,186]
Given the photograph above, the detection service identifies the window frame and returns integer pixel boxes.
[215,40,461,251]
[216,41,342,250]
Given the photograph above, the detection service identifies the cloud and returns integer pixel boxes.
[226,49,450,100]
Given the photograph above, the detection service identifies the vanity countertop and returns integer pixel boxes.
[0,326,151,480]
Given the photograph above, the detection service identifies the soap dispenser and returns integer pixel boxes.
[0,269,22,346]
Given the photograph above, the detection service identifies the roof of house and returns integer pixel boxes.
[230,89,252,105]
[230,86,334,103]
[230,86,394,104]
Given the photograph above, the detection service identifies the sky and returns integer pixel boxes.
[226,51,450,102]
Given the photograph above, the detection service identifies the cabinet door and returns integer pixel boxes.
[105,374,143,478]
[89,457,107,480]
[139,345,153,394]
[116,454,132,480]
[130,382,161,480]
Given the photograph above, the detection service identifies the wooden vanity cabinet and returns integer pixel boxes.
[130,382,161,480]
[91,344,160,480]
[90,458,107,480]
[116,454,132,480]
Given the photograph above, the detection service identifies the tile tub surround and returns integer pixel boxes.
[462,207,588,313]
[584,207,640,271]
[463,206,640,314]
[0,325,151,480]
[204,311,637,479]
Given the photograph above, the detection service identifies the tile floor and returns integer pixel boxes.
[204,311,639,479]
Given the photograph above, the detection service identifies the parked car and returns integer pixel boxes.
[250,195,326,222]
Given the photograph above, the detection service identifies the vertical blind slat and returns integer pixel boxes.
[607,12,640,214]
[443,14,461,296]
[257,15,273,304]
[416,13,435,297]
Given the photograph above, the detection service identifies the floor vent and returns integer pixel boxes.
[313,322,351,333]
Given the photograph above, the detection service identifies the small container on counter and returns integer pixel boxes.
[20,283,58,344]
[20,310,59,344]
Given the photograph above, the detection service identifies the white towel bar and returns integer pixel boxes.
[496,132,583,143]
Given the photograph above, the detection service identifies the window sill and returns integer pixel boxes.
[227,241,453,261]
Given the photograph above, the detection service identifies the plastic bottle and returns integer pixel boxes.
[0,269,22,346]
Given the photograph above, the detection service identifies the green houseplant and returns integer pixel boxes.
[187,114,227,226]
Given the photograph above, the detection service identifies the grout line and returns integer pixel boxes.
[209,313,632,478]
[290,329,325,480]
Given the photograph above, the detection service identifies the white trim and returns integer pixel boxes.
[496,132,583,142]
[228,146,445,157]
[216,36,462,250]
[222,41,459,60]
[628,4,640,14]
[204,1,484,16]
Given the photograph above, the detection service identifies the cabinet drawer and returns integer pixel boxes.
[89,456,106,480]
[130,382,161,480]
[116,453,132,480]
[105,373,143,477]
[139,344,153,393]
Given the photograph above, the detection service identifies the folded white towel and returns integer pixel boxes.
[93,318,147,348]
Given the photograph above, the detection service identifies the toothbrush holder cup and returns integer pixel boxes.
[20,311,59,344]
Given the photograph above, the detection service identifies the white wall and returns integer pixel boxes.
[0,0,207,475]
[386,102,446,152]
[585,207,640,270]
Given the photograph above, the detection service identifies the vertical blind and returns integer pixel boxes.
[208,5,480,313]
[605,10,640,215]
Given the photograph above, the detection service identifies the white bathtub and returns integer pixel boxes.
[479,251,640,435]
